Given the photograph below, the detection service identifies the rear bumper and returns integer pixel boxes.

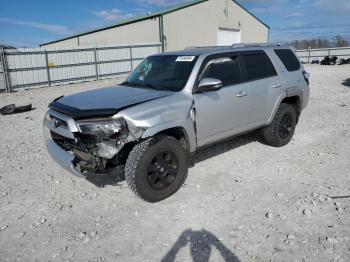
[43,120,84,178]
[302,83,310,110]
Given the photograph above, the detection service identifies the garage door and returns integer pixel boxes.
[217,28,241,46]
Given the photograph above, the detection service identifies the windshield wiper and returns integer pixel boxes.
[145,83,162,90]
[121,81,134,86]
[121,81,162,90]
[121,81,143,88]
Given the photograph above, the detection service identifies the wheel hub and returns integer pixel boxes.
[279,113,293,139]
[147,151,179,190]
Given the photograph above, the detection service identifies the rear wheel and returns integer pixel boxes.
[125,135,188,202]
[261,103,297,147]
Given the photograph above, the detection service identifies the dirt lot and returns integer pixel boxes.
[0,65,349,262]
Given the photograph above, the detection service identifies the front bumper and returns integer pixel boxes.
[43,111,84,178]
[44,125,84,178]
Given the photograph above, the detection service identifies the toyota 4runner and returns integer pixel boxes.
[44,44,310,202]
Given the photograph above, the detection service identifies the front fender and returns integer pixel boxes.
[142,118,196,153]
[116,92,197,152]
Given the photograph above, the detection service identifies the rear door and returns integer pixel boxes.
[240,50,283,127]
[193,53,250,147]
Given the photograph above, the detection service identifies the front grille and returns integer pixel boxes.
[45,109,77,140]
[50,131,74,142]
[50,131,76,151]
[51,131,96,154]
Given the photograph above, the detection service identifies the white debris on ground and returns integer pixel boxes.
[0,65,349,261]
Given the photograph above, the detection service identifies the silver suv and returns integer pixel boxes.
[44,44,310,202]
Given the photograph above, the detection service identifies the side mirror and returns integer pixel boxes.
[196,78,223,93]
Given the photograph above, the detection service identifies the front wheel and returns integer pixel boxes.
[125,135,188,202]
[261,103,297,147]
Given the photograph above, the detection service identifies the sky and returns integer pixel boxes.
[0,0,349,47]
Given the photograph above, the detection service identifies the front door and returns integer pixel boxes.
[193,54,250,147]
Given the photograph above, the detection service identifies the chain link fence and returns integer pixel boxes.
[0,43,161,92]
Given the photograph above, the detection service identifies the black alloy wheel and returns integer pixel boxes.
[147,151,179,190]
[279,112,293,139]
[125,135,188,202]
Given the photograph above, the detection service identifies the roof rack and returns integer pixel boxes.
[185,43,284,51]
[231,43,282,48]
[184,46,232,51]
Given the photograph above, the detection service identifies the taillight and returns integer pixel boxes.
[303,71,310,85]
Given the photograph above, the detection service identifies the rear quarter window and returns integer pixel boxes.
[274,49,301,72]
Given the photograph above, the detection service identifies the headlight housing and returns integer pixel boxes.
[77,118,129,140]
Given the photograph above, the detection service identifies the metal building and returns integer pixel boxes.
[41,0,269,51]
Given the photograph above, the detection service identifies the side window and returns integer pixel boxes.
[201,56,241,86]
[241,52,277,81]
[274,49,301,71]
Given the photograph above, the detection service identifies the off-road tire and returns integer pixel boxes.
[261,103,297,147]
[125,135,188,202]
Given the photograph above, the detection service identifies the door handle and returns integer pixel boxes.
[272,83,282,88]
[236,91,248,97]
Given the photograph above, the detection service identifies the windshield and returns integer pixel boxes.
[124,55,197,92]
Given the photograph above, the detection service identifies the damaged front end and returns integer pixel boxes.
[43,109,142,177]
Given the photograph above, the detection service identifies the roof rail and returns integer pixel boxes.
[184,46,232,51]
[231,43,282,48]
[185,43,285,51]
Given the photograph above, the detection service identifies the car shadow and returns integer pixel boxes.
[86,131,259,188]
[162,229,240,262]
[341,78,350,87]
[85,168,125,187]
[193,131,258,165]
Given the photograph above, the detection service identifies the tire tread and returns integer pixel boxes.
[261,103,296,147]
[125,137,153,200]
[125,135,187,202]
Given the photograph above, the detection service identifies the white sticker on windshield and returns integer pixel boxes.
[176,56,195,62]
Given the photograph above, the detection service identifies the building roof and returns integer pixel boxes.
[41,0,269,47]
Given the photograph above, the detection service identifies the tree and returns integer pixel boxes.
[285,35,349,50]
[333,35,349,47]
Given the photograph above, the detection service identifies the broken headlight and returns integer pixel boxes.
[77,118,129,140]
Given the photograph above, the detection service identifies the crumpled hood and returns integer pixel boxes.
[50,85,174,119]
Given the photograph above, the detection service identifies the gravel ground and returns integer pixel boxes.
[0,65,349,262]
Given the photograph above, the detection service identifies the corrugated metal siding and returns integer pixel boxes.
[3,43,160,91]
[132,45,160,59]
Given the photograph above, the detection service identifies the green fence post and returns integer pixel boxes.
[129,47,133,71]
[159,16,165,52]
